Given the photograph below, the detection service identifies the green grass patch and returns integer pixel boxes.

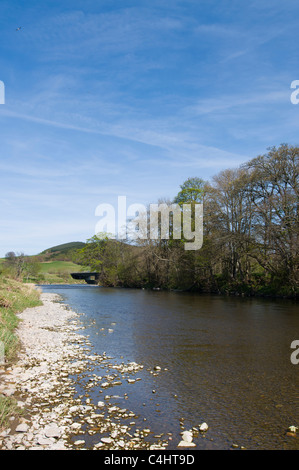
[40,260,80,273]
[0,396,22,430]
[0,278,42,363]
[39,260,85,284]
[0,277,41,431]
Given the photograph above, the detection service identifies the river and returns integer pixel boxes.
[39,284,299,450]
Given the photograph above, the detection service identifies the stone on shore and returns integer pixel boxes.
[177,440,196,447]
[199,422,209,432]
[44,424,62,438]
[15,423,29,433]
[0,292,170,451]
[181,430,193,442]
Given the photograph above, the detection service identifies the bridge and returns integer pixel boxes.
[71,272,100,285]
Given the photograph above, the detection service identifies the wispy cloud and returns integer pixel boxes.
[187,90,289,116]
[1,0,299,256]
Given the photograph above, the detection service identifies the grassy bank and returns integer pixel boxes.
[39,260,85,284]
[0,278,42,363]
[0,244,86,285]
[0,278,42,429]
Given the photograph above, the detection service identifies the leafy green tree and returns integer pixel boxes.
[75,235,108,272]
[72,146,298,296]
[23,259,42,281]
[173,177,206,205]
[3,252,41,281]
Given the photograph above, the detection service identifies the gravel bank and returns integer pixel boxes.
[0,292,171,450]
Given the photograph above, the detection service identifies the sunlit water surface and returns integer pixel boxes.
[40,285,299,450]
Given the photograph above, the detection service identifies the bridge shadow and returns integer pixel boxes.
[71,272,99,285]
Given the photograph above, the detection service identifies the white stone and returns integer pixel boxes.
[15,423,29,433]
[74,440,85,446]
[69,406,79,414]
[94,442,104,448]
[44,424,62,438]
[70,422,82,430]
[181,430,193,443]
[199,422,208,432]
[37,436,53,446]
[177,440,196,447]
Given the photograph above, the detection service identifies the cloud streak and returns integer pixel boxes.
[1,0,299,256]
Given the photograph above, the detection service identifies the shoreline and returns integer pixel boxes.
[0,292,89,450]
[0,292,170,450]
[36,282,298,301]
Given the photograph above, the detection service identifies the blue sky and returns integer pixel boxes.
[1,0,299,256]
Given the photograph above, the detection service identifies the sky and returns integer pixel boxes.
[1,0,299,256]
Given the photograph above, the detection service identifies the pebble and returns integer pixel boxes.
[15,423,29,433]
[44,424,62,438]
[199,422,209,432]
[0,293,169,451]
[74,440,85,446]
[177,440,196,448]
[181,430,193,443]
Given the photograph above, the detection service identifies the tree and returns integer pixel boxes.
[23,259,42,282]
[243,144,299,290]
[207,168,253,282]
[4,252,26,279]
[173,177,206,205]
[72,145,298,296]
[75,235,107,272]
[75,234,143,287]
[3,252,41,281]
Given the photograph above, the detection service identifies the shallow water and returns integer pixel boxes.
[40,284,299,450]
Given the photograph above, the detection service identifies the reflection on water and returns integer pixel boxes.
[40,284,299,450]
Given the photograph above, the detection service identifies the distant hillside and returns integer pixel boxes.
[41,241,86,255]
[40,241,86,261]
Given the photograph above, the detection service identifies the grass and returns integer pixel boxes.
[39,260,85,284]
[0,277,42,431]
[0,257,85,285]
[40,260,80,273]
[0,396,22,430]
[0,278,42,363]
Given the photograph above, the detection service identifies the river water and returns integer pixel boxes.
[40,284,298,450]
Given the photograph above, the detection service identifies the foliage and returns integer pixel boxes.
[173,177,206,205]
[75,235,144,287]
[73,144,298,297]
[2,252,42,282]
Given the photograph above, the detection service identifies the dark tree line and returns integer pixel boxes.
[75,144,299,297]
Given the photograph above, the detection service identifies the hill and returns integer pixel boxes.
[36,242,87,283]
[40,241,86,261]
[0,242,87,285]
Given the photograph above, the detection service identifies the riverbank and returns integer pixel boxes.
[0,290,172,450]
[1,285,297,450]
[0,279,42,366]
